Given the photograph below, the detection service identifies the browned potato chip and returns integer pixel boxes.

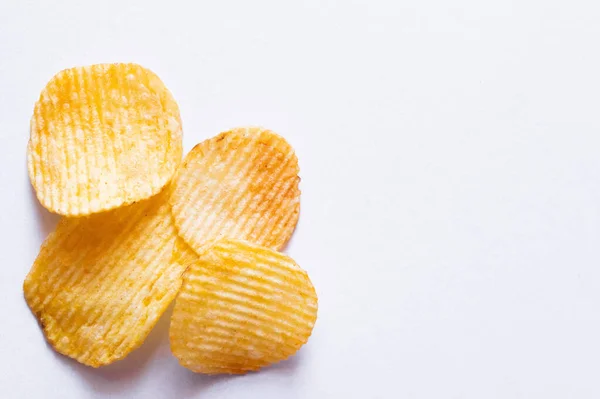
[28,63,183,216]
[23,187,186,367]
[170,239,318,374]
[170,127,300,255]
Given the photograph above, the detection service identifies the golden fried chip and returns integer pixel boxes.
[170,239,318,374]
[28,63,183,216]
[23,187,186,367]
[170,127,300,255]
[171,235,200,271]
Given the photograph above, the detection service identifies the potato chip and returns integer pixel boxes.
[23,186,186,367]
[170,127,300,255]
[171,235,200,272]
[28,63,183,216]
[170,239,318,374]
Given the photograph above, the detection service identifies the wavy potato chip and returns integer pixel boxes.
[23,187,185,367]
[171,235,200,272]
[170,239,318,374]
[170,127,300,255]
[28,63,183,216]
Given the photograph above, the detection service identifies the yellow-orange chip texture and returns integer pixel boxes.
[28,63,183,216]
[170,239,318,374]
[23,187,185,367]
[171,235,200,272]
[170,127,300,255]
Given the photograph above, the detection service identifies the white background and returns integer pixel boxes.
[2,0,600,398]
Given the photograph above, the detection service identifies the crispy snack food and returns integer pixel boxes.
[171,235,200,272]
[28,63,183,216]
[170,127,300,255]
[170,239,318,374]
[23,187,185,367]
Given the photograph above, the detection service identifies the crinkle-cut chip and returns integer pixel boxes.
[171,235,200,271]
[23,187,186,367]
[170,127,300,255]
[170,239,318,374]
[28,63,183,216]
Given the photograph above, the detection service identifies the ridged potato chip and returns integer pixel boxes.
[171,235,201,271]
[23,187,185,367]
[170,239,318,374]
[170,127,300,255]
[28,63,183,216]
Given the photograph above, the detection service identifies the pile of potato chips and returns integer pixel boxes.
[23,63,318,374]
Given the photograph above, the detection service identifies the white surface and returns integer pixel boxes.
[2,0,600,397]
